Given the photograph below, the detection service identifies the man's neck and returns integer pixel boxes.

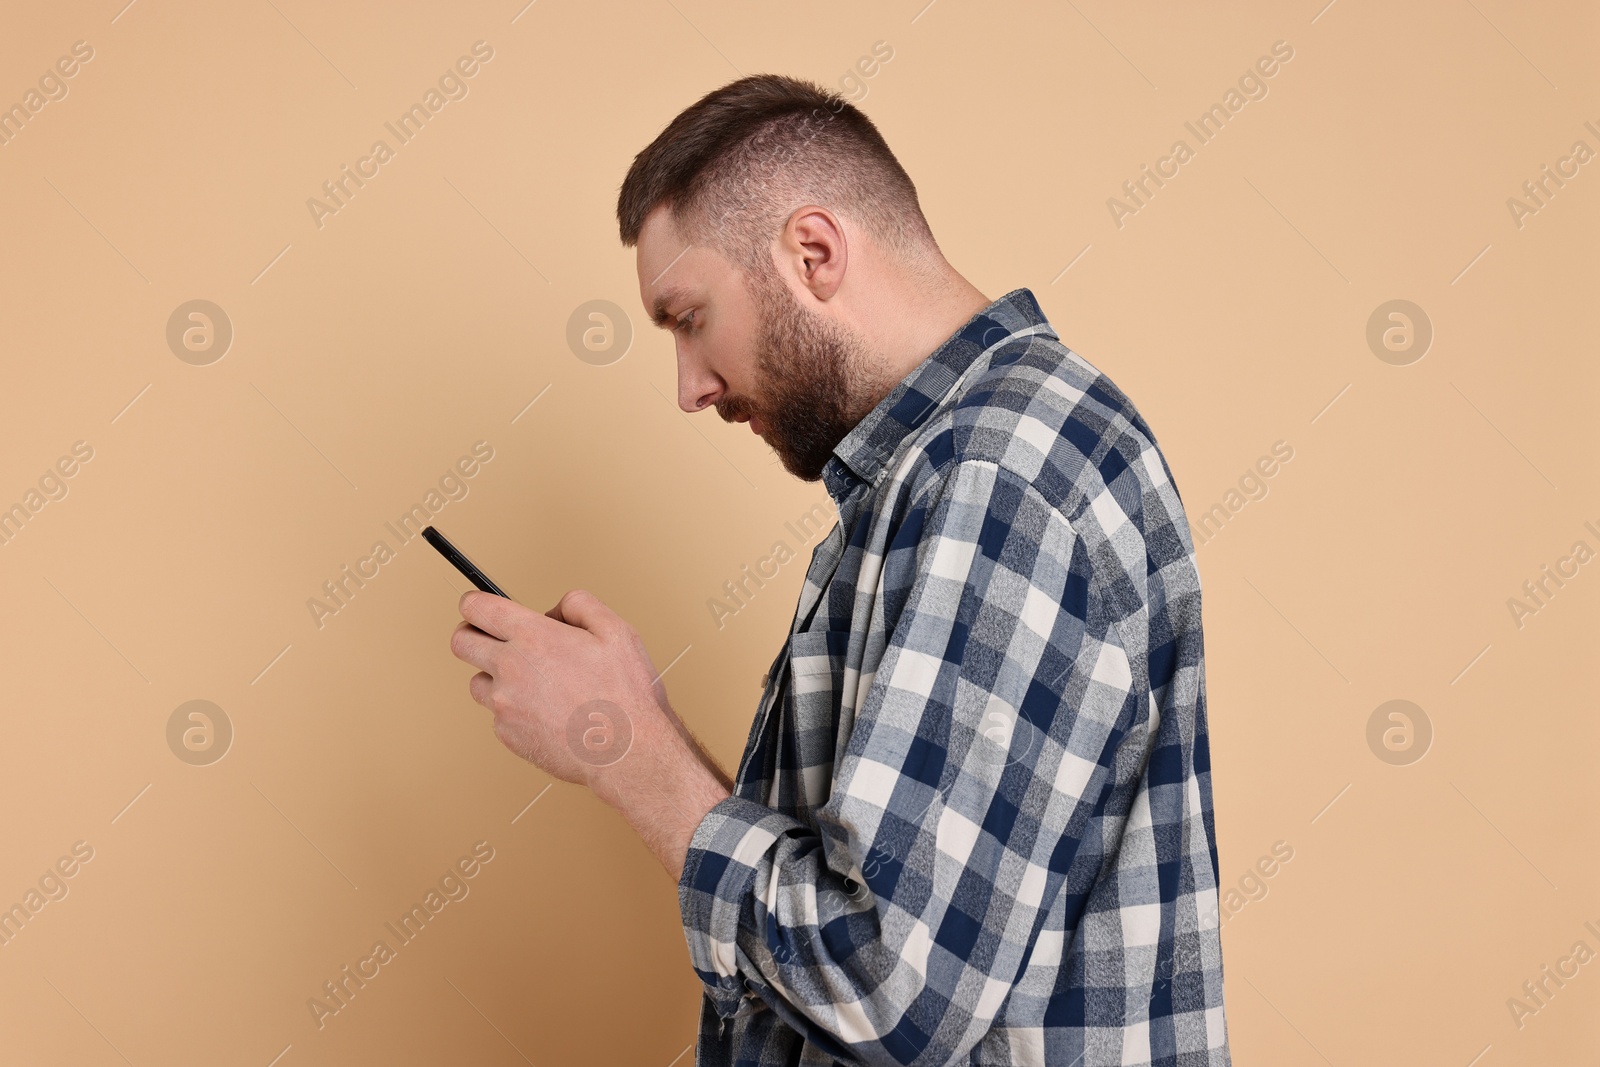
[858,270,993,411]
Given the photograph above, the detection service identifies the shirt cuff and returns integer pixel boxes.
[677,793,805,1020]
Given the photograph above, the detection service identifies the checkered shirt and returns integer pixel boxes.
[678,287,1228,1066]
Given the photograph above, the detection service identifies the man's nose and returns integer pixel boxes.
[676,347,722,414]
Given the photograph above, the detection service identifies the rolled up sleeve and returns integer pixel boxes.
[679,794,812,1020]
[678,458,1140,1066]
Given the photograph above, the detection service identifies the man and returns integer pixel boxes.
[449,74,1228,1066]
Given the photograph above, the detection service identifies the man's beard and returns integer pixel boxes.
[722,271,883,482]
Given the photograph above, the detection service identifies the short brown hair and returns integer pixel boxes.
[616,74,936,278]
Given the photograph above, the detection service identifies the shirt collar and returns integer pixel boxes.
[821,287,1059,505]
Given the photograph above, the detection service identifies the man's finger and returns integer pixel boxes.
[450,620,503,672]
[467,670,495,710]
[459,590,523,642]
[546,588,616,635]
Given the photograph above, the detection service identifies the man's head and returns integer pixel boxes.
[617,74,946,481]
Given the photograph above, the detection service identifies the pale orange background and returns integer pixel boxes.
[0,1,1595,1064]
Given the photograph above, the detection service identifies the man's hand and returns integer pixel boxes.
[448,588,732,879]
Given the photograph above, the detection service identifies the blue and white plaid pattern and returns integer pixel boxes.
[679,288,1228,1066]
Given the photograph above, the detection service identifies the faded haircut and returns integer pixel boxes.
[615,73,938,283]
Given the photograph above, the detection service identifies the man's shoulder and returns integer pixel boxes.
[899,333,1189,545]
[947,332,1201,632]
[869,328,1202,661]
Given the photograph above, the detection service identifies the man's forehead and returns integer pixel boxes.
[636,208,691,279]
[636,208,723,318]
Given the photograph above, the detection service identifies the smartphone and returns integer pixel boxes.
[422,525,513,599]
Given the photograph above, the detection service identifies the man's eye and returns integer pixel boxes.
[674,310,696,333]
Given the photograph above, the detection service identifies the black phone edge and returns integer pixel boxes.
[421,525,512,599]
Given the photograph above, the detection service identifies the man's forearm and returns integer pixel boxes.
[657,694,735,792]
[697,737,735,792]
[589,720,732,882]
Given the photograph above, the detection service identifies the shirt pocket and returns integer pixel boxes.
[780,627,853,811]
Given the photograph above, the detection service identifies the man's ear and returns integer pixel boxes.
[776,205,847,301]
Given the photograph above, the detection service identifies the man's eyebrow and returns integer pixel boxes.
[650,285,694,328]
